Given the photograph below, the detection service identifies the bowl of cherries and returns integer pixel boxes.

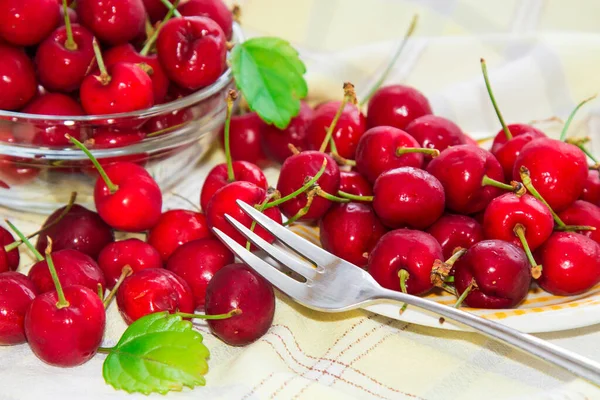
[0,0,241,213]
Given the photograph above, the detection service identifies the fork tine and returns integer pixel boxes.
[224,214,318,279]
[236,200,337,266]
[212,227,305,297]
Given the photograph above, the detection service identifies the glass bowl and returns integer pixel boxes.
[0,24,243,214]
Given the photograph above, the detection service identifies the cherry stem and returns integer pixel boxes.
[430,248,466,288]
[171,192,202,212]
[97,347,113,354]
[144,18,155,41]
[560,95,597,142]
[318,82,357,153]
[337,190,373,202]
[160,0,182,17]
[447,248,467,266]
[5,220,44,261]
[360,14,419,106]
[398,269,409,313]
[97,283,104,300]
[475,134,496,144]
[246,189,280,250]
[92,39,110,84]
[140,0,180,56]
[62,0,77,51]
[330,140,357,167]
[283,189,317,226]
[519,166,566,228]
[556,225,597,232]
[316,189,351,203]
[146,121,192,138]
[576,143,598,164]
[445,276,455,283]
[45,238,69,309]
[68,135,119,194]
[481,175,522,193]
[396,147,440,158]
[175,308,242,320]
[224,90,238,182]
[480,58,512,140]
[454,279,476,308]
[513,224,542,279]
[103,266,133,309]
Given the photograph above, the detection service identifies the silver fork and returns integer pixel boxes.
[212,200,600,386]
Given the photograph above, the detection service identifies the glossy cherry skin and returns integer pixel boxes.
[0,0,60,46]
[454,240,531,309]
[166,238,233,308]
[104,43,169,104]
[373,167,445,230]
[427,145,505,215]
[581,170,600,206]
[23,93,83,116]
[35,24,95,92]
[261,102,314,164]
[178,0,234,39]
[0,272,37,345]
[222,112,268,166]
[536,232,600,295]
[368,229,443,295]
[97,238,163,289]
[355,126,424,184]
[116,268,195,325]
[59,5,78,26]
[404,115,466,165]
[0,156,40,187]
[339,171,373,199]
[206,181,283,247]
[88,129,146,148]
[28,249,106,294]
[94,162,162,232]
[200,161,268,211]
[366,85,433,130]
[80,62,154,115]
[0,44,37,111]
[35,204,114,260]
[320,203,386,268]
[558,200,600,244]
[277,151,340,222]
[490,124,546,181]
[513,138,588,212]
[305,101,367,159]
[24,285,105,367]
[205,263,275,346]
[483,193,554,252]
[147,210,212,261]
[0,226,20,273]
[157,16,227,90]
[426,214,484,260]
[77,0,146,45]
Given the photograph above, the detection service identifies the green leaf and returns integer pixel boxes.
[231,37,308,129]
[102,312,210,395]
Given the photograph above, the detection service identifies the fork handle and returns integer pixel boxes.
[376,288,600,386]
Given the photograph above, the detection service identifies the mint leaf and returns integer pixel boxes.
[102,312,210,395]
[231,37,308,129]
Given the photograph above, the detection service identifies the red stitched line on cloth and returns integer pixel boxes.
[241,372,276,400]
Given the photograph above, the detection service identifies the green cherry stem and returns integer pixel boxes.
[560,95,597,141]
[398,269,409,313]
[481,175,524,194]
[337,191,373,202]
[318,82,357,153]
[519,166,566,228]
[45,238,70,309]
[246,189,280,250]
[329,139,357,167]
[430,248,466,288]
[5,220,44,261]
[97,283,104,300]
[224,90,238,182]
[92,39,111,85]
[283,189,317,226]
[454,279,477,308]
[171,193,202,212]
[146,121,192,138]
[513,224,542,279]
[480,58,512,140]
[97,347,113,354]
[175,308,242,320]
[316,189,351,203]
[62,0,77,51]
[68,135,119,194]
[103,266,133,309]
[396,147,440,158]
[160,0,182,17]
[140,0,180,56]
[555,225,597,232]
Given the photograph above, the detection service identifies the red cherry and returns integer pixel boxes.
[23,93,83,116]
[454,240,531,308]
[427,145,505,214]
[97,238,162,289]
[261,101,314,164]
[277,151,340,222]
[581,170,600,206]
[305,101,367,159]
[366,85,432,130]
[59,5,78,25]
[205,263,275,346]
[147,209,212,261]
[355,126,427,184]
[143,0,169,22]
[166,238,233,308]
[116,268,195,325]
[200,161,268,211]
[178,0,234,39]
[426,214,484,260]
[156,16,227,90]
[221,112,268,166]
[513,138,587,212]
[29,249,106,294]
[339,171,373,199]
[320,202,386,268]
[144,106,193,132]
[373,167,445,230]
[77,0,146,45]
[558,200,600,244]
[35,24,95,92]
[0,226,20,273]
[368,229,443,295]
[88,129,146,148]
[491,124,546,181]
[0,43,37,111]
[404,115,466,165]
[0,156,40,187]
[491,123,545,153]
[0,0,60,46]
[35,204,114,259]
[0,272,37,345]
[536,232,600,295]
[206,181,283,247]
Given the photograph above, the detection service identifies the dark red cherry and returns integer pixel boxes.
[221,112,268,166]
[404,115,466,165]
[59,4,78,25]
[366,84,432,130]
[144,106,193,132]
[0,226,20,273]
[88,129,146,148]
[97,238,162,289]
[339,171,373,200]
[205,263,275,346]
[320,202,386,268]
[23,93,83,116]
[166,238,233,308]
[368,229,443,295]
[558,200,600,244]
[426,214,484,260]
[0,156,40,187]
[581,170,600,206]
[178,0,234,39]
[142,0,169,22]
[147,210,212,261]
[77,0,146,45]
[490,124,546,180]
[0,0,60,46]
[0,43,37,111]
[0,272,37,345]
